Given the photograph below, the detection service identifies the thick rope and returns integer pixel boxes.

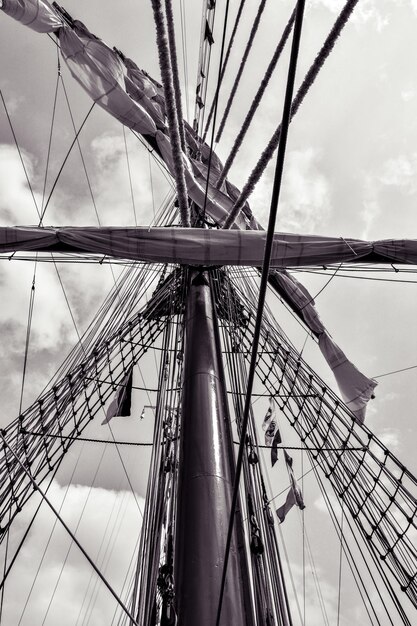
[215,1,306,622]
[151,0,190,227]
[224,0,360,229]
[216,6,296,189]
[164,0,187,152]
[202,0,247,142]
[215,0,267,144]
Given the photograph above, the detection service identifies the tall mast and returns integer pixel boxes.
[174,269,254,625]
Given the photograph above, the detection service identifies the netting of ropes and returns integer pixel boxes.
[1,0,417,625]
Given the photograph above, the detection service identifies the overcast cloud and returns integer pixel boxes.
[1,0,417,624]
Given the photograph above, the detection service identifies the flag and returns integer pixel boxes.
[264,420,276,447]
[276,452,305,522]
[101,367,133,425]
[271,429,282,467]
[263,397,277,446]
[276,488,297,523]
[262,397,275,430]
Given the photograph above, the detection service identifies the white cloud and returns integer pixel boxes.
[379,153,417,193]
[278,148,332,233]
[1,481,144,626]
[378,427,401,450]
[308,0,389,31]
[0,144,41,223]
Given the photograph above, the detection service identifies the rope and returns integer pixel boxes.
[150,0,190,226]
[201,0,232,219]
[0,467,59,594]
[40,445,109,624]
[215,3,306,622]
[216,6,296,189]
[0,432,140,626]
[0,90,40,218]
[215,0,268,144]
[179,0,190,121]
[41,53,61,213]
[224,0,360,228]
[373,364,417,379]
[164,0,187,151]
[336,504,344,626]
[202,0,247,141]
[38,103,95,226]
[123,127,138,226]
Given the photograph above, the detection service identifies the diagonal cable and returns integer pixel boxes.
[215,1,306,623]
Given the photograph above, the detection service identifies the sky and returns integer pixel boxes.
[1,0,417,624]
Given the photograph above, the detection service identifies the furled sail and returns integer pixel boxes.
[1,226,416,267]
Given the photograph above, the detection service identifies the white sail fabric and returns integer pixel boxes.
[319,334,377,423]
[0,0,63,32]
[59,25,158,137]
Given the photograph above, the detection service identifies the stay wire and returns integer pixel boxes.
[123,127,138,226]
[0,89,41,218]
[225,0,360,228]
[45,64,147,518]
[38,102,95,226]
[216,5,296,188]
[336,503,344,626]
[0,433,140,626]
[0,466,60,594]
[202,0,247,142]
[40,444,109,624]
[179,0,190,121]
[41,47,61,213]
[0,260,38,620]
[215,0,268,144]
[17,444,88,625]
[201,0,232,218]
[215,2,306,623]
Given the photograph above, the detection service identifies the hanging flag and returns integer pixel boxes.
[276,488,297,523]
[101,367,133,425]
[262,397,275,431]
[262,397,277,446]
[276,451,305,522]
[264,420,276,447]
[271,429,282,467]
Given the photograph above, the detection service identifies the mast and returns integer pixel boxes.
[174,269,254,625]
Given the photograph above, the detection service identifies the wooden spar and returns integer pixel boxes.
[174,270,254,625]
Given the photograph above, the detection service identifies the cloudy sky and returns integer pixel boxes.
[1,0,417,624]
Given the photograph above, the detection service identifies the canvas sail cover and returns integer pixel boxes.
[1,226,416,268]
[0,0,63,32]
[57,21,251,230]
